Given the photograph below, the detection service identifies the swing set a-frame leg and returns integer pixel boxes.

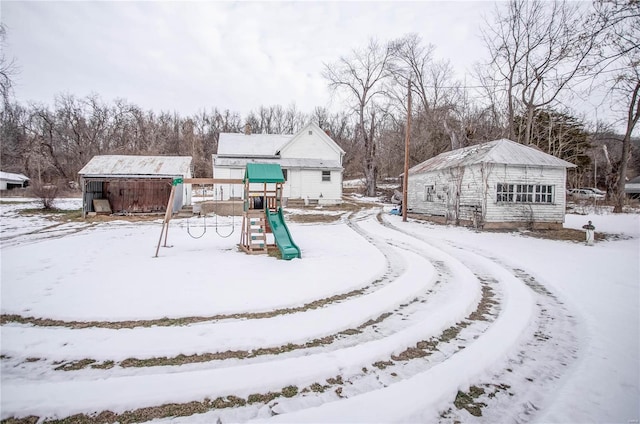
[154,184,177,258]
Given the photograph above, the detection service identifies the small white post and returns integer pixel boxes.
[582,220,595,246]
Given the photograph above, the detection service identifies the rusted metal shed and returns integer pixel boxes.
[78,155,192,218]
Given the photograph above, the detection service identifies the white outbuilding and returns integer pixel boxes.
[0,171,30,191]
[625,176,640,199]
[213,122,345,206]
[406,139,576,229]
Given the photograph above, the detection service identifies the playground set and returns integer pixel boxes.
[154,163,301,260]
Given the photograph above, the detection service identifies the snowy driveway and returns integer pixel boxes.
[1,201,638,423]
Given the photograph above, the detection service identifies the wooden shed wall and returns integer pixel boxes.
[105,179,172,213]
[484,164,567,225]
[83,178,175,214]
[408,163,568,227]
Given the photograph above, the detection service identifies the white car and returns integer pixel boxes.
[580,187,606,196]
[568,188,605,200]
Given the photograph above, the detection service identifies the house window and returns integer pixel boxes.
[497,183,554,203]
[497,183,514,202]
[322,171,331,182]
[424,185,435,202]
[282,169,288,181]
[515,184,534,202]
[309,130,313,135]
[535,185,553,203]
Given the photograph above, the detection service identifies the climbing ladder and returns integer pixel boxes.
[241,210,269,254]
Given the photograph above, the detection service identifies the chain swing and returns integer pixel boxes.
[185,184,209,239]
[214,184,236,238]
[186,214,207,239]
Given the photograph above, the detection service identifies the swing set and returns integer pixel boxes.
[154,177,243,257]
[154,164,300,260]
[186,184,236,239]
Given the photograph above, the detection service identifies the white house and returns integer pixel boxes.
[625,176,640,199]
[406,139,576,229]
[78,155,192,217]
[213,122,345,205]
[0,171,30,190]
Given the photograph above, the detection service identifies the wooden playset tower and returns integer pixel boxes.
[240,163,284,254]
[240,163,300,259]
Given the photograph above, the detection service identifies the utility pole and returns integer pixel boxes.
[402,78,411,222]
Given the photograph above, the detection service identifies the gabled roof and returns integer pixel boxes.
[217,133,291,157]
[0,171,29,183]
[244,163,285,183]
[213,156,343,170]
[279,122,346,156]
[216,122,345,158]
[408,139,576,175]
[626,176,640,184]
[78,155,192,177]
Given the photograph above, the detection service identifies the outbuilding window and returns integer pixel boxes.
[535,185,553,203]
[322,171,331,182]
[424,185,435,202]
[497,183,514,202]
[497,183,554,204]
[515,184,534,202]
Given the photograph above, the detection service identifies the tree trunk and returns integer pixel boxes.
[614,79,640,213]
[362,110,377,197]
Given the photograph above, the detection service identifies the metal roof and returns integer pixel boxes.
[217,123,345,158]
[217,133,291,157]
[0,171,30,183]
[244,163,285,183]
[408,139,576,175]
[213,156,342,170]
[78,155,192,177]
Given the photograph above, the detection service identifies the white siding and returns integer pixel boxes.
[408,163,568,225]
[294,169,342,203]
[408,166,483,221]
[212,123,344,204]
[287,169,302,198]
[182,167,193,206]
[280,130,341,162]
[267,167,343,203]
[282,168,291,198]
[212,166,245,200]
[485,164,567,224]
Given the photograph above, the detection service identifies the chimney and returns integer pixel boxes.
[324,129,332,137]
[244,124,252,135]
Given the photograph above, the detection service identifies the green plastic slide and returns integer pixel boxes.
[265,207,301,260]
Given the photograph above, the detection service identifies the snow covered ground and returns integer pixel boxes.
[0,198,638,423]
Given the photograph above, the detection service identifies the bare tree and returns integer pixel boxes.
[481,0,597,144]
[390,34,464,154]
[0,24,17,107]
[592,0,640,211]
[30,180,59,210]
[283,103,306,134]
[323,39,393,196]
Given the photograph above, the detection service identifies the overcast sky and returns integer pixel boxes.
[2,1,498,117]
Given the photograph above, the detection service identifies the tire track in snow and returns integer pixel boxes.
[257,215,538,423]
[0,221,97,249]
[1,208,556,424]
[0,215,417,372]
[380,215,580,423]
[0,210,484,422]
